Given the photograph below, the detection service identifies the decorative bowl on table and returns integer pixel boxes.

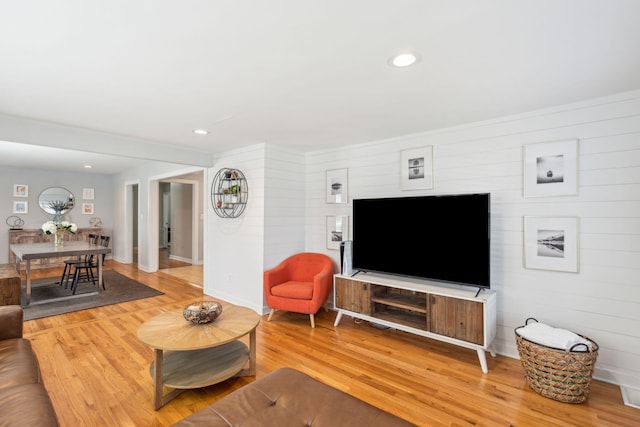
[183,301,223,324]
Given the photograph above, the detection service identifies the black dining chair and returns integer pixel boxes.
[59,233,99,289]
[70,235,110,294]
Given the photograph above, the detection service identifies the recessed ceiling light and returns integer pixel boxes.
[84,165,92,169]
[193,129,209,135]
[388,52,420,68]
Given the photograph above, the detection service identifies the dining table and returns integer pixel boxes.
[10,241,111,306]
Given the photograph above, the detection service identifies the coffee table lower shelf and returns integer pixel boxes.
[149,340,250,410]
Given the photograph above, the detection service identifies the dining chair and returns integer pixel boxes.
[70,235,110,294]
[59,233,99,289]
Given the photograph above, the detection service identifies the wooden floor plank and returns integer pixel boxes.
[21,261,640,427]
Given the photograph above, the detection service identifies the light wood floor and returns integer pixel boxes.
[157,265,203,287]
[22,261,640,427]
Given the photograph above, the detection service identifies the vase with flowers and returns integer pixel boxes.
[42,220,77,247]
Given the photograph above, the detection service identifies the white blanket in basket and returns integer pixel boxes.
[518,322,591,350]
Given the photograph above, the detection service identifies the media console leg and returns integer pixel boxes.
[333,311,343,327]
[476,348,489,374]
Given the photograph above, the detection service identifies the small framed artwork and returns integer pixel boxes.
[326,168,348,204]
[326,216,349,250]
[401,146,433,190]
[82,203,95,215]
[13,184,28,197]
[82,188,95,200]
[523,139,578,197]
[524,216,579,273]
[13,201,28,214]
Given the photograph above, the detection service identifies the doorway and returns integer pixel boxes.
[124,180,140,265]
[156,177,204,287]
[141,170,203,273]
[161,190,170,250]
[158,181,194,266]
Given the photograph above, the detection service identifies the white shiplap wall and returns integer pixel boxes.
[204,143,308,315]
[304,90,640,390]
[204,144,267,313]
[263,145,307,272]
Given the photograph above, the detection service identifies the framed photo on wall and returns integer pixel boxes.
[13,201,28,214]
[400,146,433,190]
[326,216,349,250]
[82,203,95,215]
[13,184,28,197]
[524,216,579,272]
[326,168,348,204]
[523,139,578,197]
[83,188,95,200]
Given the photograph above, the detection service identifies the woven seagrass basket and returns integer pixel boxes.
[515,318,599,404]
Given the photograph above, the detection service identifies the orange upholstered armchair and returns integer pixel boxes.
[264,252,334,328]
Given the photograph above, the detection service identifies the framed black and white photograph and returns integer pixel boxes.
[82,203,95,215]
[83,188,95,200]
[523,139,578,197]
[13,201,28,214]
[524,216,579,272]
[326,168,348,204]
[326,216,349,250]
[401,146,433,190]
[13,184,28,197]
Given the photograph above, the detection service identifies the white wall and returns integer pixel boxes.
[263,145,307,271]
[203,143,307,314]
[302,90,640,390]
[0,165,114,263]
[204,144,267,313]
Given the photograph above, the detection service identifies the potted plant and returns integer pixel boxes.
[227,185,241,203]
[47,200,70,223]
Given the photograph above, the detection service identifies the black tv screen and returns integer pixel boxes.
[352,193,490,288]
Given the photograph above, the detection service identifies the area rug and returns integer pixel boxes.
[22,270,164,320]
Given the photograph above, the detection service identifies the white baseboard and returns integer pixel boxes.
[168,254,192,264]
[621,386,640,409]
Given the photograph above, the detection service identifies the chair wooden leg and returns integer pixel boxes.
[309,313,315,328]
[268,309,275,321]
[59,263,70,287]
[71,268,80,295]
[87,266,95,285]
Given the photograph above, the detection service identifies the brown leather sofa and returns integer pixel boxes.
[174,367,416,427]
[0,305,59,426]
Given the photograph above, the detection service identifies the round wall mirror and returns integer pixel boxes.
[38,187,75,215]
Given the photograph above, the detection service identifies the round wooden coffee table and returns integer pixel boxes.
[137,302,260,410]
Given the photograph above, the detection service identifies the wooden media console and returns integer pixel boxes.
[333,272,497,373]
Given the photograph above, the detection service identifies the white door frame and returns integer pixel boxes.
[161,190,170,248]
[142,168,204,272]
[160,178,200,264]
[123,179,140,264]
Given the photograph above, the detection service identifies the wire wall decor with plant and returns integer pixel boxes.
[211,168,248,218]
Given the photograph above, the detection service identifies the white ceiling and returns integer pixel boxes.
[1,1,640,172]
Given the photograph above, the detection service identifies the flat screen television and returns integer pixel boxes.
[352,193,490,289]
